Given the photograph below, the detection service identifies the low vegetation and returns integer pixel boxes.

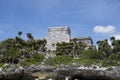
[45,56,73,66]
[0,31,120,67]
[0,31,46,66]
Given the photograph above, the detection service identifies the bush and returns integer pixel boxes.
[20,62,31,66]
[44,56,73,66]
[32,53,45,62]
[20,53,45,66]
[102,59,117,67]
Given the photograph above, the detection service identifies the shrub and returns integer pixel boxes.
[32,53,45,62]
[44,56,73,66]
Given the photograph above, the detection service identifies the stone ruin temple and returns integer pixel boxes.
[46,26,94,51]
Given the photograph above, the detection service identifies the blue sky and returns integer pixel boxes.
[0,0,120,45]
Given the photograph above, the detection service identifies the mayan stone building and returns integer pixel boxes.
[71,37,93,46]
[71,37,94,50]
[46,27,71,51]
[46,26,93,51]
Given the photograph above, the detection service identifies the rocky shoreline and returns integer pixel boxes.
[0,64,120,80]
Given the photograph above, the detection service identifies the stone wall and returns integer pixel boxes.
[71,37,93,47]
[46,26,71,51]
[46,26,94,51]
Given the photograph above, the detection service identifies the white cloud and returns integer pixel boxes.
[93,25,116,34]
[113,34,120,40]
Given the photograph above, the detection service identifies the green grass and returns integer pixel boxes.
[20,54,45,66]
[44,56,73,66]
[72,58,96,66]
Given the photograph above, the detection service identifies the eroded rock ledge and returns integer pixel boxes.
[0,65,120,80]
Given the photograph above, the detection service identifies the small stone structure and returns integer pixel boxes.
[71,37,93,46]
[46,26,93,51]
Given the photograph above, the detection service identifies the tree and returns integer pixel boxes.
[27,33,34,41]
[56,42,72,56]
[0,31,47,64]
[18,31,22,36]
[15,36,26,48]
[110,36,115,41]
[97,40,101,45]
[97,39,112,58]
[112,40,120,54]
[71,38,86,56]
[56,39,86,57]
[83,48,97,59]
[0,38,22,64]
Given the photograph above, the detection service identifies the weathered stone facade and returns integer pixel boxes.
[46,27,71,51]
[71,37,93,47]
[71,37,94,50]
[46,26,93,51]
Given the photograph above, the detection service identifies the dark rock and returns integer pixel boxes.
[56,69,113,80]
[1,65,120,80]
[6,65,15,73]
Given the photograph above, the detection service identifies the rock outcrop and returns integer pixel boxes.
[56,68,120,80]
[0,65,120,80]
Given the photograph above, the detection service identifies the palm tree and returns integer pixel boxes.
[27,33,34,40]
[97,40,101,45]
[110,36,115,41]
[18,31,22,36]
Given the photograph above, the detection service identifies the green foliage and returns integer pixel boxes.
[0,64,3,67]
[101,59,118,67]
[112,40,120,54]
[72,58,95,66]
[116,52,120,59]
[56,42,73,56]
[18,31,22,36]
[1,31,120,67]
[44,57,57,66]
[2,65,10,71]
[0,31,46,65]
[20,61,33,66]
[97,39,112,58]
[32,53,45,62]
[25,58,36,64]
[56,40,86,56]
[108,52,120,61]
[20,53,45,66]
[45,56,73,66]
[27,33,34,40]
[83,48,97,59]
[97,50,106,60]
